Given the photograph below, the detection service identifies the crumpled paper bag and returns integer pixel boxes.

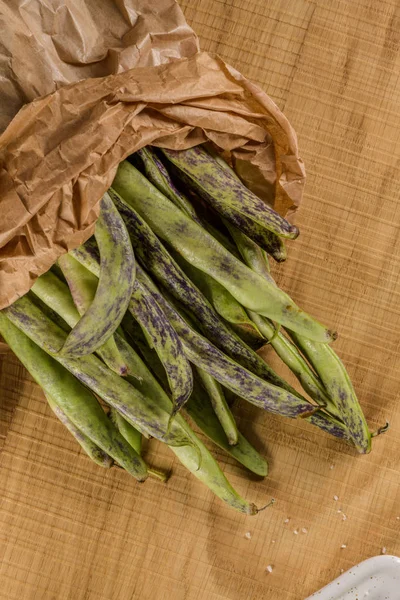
[0,0,305,310]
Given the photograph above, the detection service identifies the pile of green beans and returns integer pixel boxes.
[0,144,375,514]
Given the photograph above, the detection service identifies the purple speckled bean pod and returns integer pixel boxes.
[130,155,268,348]
[140,269,351,440]
[0,312,148,479]
[60,192,136,357]
[135,267,317,420]
[32,268,129,377]
[199,145,288,262]
[290,333,371,454]
[3,295,191,448]
[2,299,261,513]
[70,236,194,416]
[135,147,203,225]
[108,190,304,398]
[224,213,288,261]
[135,146,243,259]
[232,234,366,449]
[112,322,261,514]
[70,238,102,276]
[111,161,336,343]
[129,280,193,416]
[161,145,299,240]
[307,411,351,442]
[169,248,267,351]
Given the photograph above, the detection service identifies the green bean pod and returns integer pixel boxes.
[31,270,129,377]
[136,267,318,419]
[249,311,332,409]
[161,145,298,240]
[186,378,268,476]
[290,334,371,454]
[171,436,259,515]
[111,161,335,342]
[307,410,352,441]
[195,366,239,446]
[31,271,81,328]
[135,147,203,224]
[4,303,261,509]
[226,221,277,274]
[60,192,136,357]
[112,332,260,514]
[129,280,193,416]
[107,192,305,396]
[121,313,169,390]
[237,238,366,448]
[3,295,191,448]
[45,392,114,468]
[135,147,243,259]
[59,253,128,375]
[109,407,142,455]
[109,408,168,482]
[68,241,193,413]
[0,313,148,480]
[197,149,288,262]
[171,251,266,350]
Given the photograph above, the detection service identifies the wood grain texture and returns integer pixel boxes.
[1,1,400,598]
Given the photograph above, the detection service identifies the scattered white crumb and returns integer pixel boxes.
[301,528,308,534]
[272,540,276,544]
[333,495,339,501]
[293,529,299,535]
[284,518,290,524]
[397,517,400,521]
[266,565,273,573]
[341,544,347,549]
[330,465,334,470]
[337,509,342,513]
[381,547,387,555]
[244,532,252,540]
[342,514,347,521]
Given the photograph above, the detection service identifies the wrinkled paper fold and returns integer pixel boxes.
[0,0,305,309]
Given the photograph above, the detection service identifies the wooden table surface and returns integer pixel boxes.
[1,1,400,599]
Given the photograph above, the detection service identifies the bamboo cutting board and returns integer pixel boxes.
[1,1,400,598]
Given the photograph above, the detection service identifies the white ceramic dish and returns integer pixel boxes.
[305,555,400,600]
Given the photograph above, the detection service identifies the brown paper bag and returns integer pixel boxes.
[0,0,305,310]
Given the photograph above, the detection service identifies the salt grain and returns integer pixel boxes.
[397,517,400,521]
[266,565,273,574]
[333,495,339,501]
[284,518,290,524]
[301,528,308,534]
[381,547,387,555]
[330,465,334,470]
[341,544,347,549]
[244,532,252,540]
[293,529,299,535]
[272,540,276,544]
[342,514,347,521]
[337,509,342,513]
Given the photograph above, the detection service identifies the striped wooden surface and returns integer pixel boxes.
[1,1,400,598]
